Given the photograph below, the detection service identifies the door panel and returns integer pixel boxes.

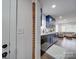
[17,0,32,59]
[10,0,17,59]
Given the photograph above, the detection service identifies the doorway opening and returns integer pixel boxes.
[39,0,76,59]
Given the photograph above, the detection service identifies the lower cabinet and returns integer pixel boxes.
[41,34,58,56]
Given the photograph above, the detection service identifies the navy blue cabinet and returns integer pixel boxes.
[47,34,57,44]
[46,15,55,28]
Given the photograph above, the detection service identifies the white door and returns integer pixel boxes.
[16,0,32,59]
[2,0,17,59]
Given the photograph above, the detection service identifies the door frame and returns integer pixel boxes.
[2,0,17,59]
[9,0,17,59]
[32,2,35,59]
[32,0,41,59]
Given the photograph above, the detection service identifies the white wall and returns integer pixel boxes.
[41,14,46,28]
[41,14,47,33]
[56,17,76,32]
[17,0,32,59]
[56,24,76,32]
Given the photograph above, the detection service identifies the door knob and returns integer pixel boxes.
[2,52,8,58]
[2,44,7,48]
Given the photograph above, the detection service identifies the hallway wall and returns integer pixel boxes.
[56,16,76,32]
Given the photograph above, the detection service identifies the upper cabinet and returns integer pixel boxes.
[46,15,56,32]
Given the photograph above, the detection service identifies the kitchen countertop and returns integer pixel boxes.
[41,32,56,36]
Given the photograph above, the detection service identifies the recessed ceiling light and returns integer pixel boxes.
[52,4,56,8]
[64,19,67,20]
[59,16,62,19]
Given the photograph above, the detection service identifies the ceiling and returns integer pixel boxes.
[40,0,76,17]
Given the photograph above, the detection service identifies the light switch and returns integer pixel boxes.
[17,28,24,34]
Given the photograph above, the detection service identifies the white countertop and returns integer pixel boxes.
[41,32,56,36]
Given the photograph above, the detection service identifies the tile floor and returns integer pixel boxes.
[41,38,76,59]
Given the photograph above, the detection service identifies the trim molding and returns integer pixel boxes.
[32,2,35,59]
